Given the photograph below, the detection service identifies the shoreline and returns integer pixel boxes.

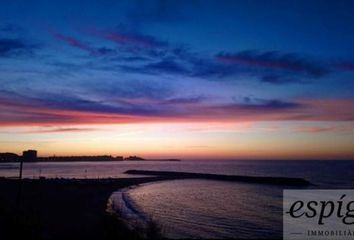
[0,159,181,163]
[107,179,178,234]
[0,177,172,240]
[107,185,148,231]
[0,170,311,239]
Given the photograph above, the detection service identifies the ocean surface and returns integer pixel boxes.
[1,160,354,239]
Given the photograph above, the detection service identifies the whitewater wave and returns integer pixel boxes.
[106,185,148,229]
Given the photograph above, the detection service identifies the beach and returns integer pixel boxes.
[0,177,170,240]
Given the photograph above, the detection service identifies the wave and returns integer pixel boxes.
[106,185,149,230]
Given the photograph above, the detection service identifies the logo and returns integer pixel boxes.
[284,190,354,240]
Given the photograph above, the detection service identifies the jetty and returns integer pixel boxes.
[125,170,311,186]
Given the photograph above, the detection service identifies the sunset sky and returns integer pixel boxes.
[1,0,354,159]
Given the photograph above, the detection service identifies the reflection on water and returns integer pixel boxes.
[128,179,284,239]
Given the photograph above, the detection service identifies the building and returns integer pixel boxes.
[0,152,20,162]
[22,150,37,161]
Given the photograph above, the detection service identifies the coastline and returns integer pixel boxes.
[107,179,175,234]
[0,177,170,239]
[0,159,181,163]
[107,185,148,228]
[0,170,311,239]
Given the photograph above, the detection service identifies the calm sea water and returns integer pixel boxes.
[127,179,284,239]
[1,160,354,239]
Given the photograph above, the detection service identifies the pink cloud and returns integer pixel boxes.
[335,62,354,71]
[217,54,302,71]
[27,127,97,133]
[1,93,354,127]
[49,30,93,52]
[294,125,354,133]
[90,29,166,48]
[295,127,336,133]
[215,51,327,77]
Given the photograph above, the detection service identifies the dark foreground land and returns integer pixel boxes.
[0,172,309,240]
[0,177,171,240]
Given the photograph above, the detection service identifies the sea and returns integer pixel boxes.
[1,160,354,239]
